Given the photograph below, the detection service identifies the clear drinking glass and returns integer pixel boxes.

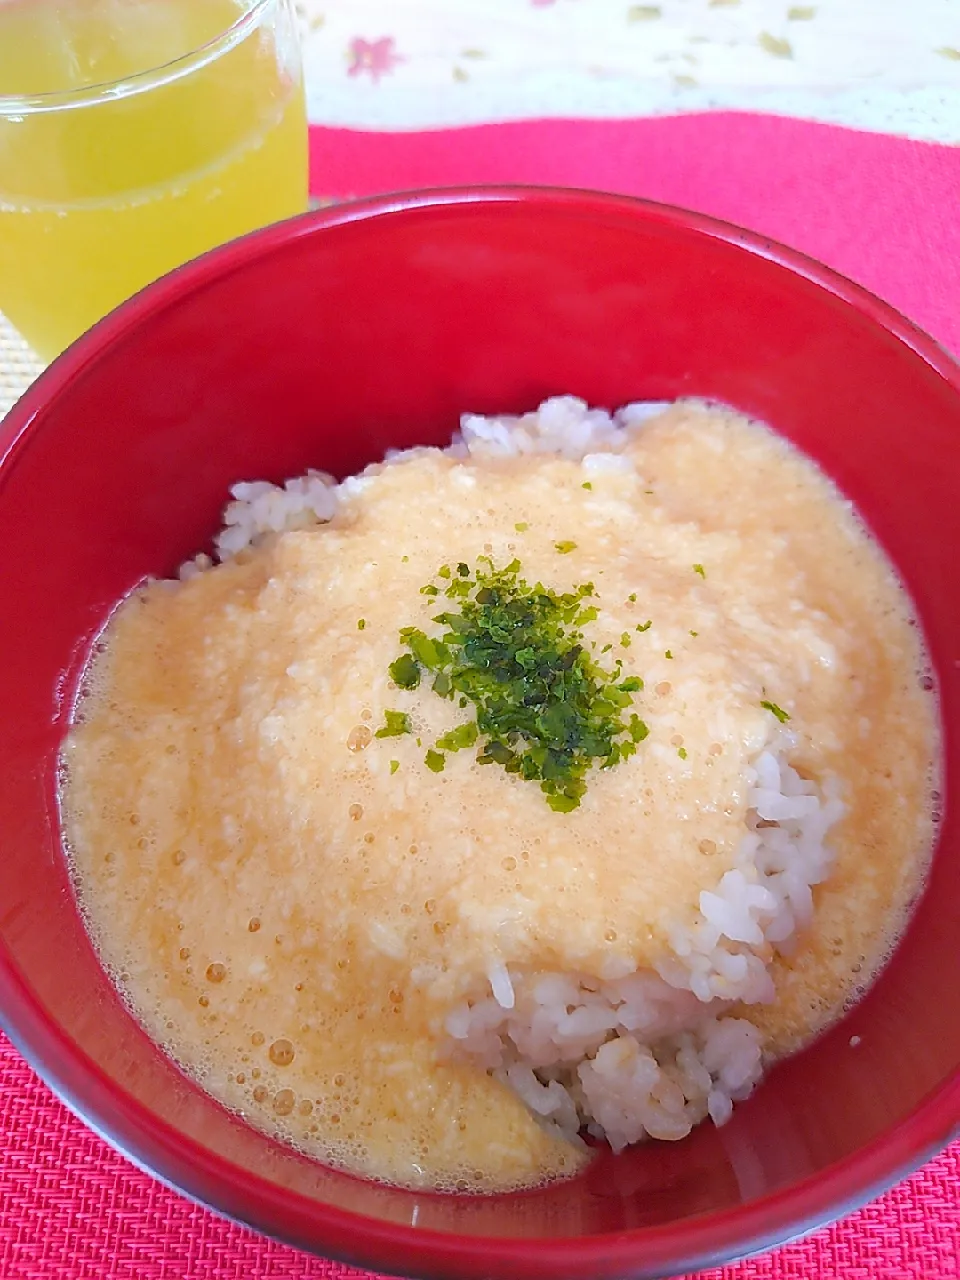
[0,0,308,362]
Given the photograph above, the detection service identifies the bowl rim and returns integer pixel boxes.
[2,184,960,1280]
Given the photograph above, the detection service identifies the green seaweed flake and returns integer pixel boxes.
[385,558,648,811]
[761,699,791,724]
[375,710,412,739]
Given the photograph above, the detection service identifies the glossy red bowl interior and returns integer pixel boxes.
[1,189,959,1280]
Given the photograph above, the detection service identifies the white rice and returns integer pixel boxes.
[180,396,844,1153]
[179,396,673,575]
[443,745,842,1151]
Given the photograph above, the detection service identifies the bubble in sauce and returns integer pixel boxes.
[347,726,372,752]
[273,1089,296,1116]
[269,1038,296,1067]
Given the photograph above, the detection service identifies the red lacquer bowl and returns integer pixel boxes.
[1,189,959,1280]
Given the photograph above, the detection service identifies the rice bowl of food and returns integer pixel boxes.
[0,188,958,1280]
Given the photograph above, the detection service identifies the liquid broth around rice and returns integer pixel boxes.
[60,400,939,1191]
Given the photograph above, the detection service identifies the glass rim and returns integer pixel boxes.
[0,0,277,118]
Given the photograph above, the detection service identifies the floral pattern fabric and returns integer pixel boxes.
[295,0,959,142]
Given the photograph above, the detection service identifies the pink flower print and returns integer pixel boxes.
[347,36,404,82]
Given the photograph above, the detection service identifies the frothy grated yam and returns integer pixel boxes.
[62,396,939,1193]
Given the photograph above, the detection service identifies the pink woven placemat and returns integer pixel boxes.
[2,1032,959,1279]
[3,113,959,1279]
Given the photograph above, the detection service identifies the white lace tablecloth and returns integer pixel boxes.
[297,0,960,141]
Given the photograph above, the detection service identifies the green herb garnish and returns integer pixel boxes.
[628,593,637,602]
[761,699,791,723]
[628,714,649,742]
[665,650,674,660]
[582,482,593,490]
[436,721,479,752]
[389,759,400,774]
[357,619,366,631]
[385,558,647,811]
[636,620,652,632]
[690,630,698,637]
[620,632,632,648]
[375,710,412,739]
[515,522,529,533]
[555,540,577,555]
[389,653,421,690]
[678,746,688,760]
[693,563,706,578]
